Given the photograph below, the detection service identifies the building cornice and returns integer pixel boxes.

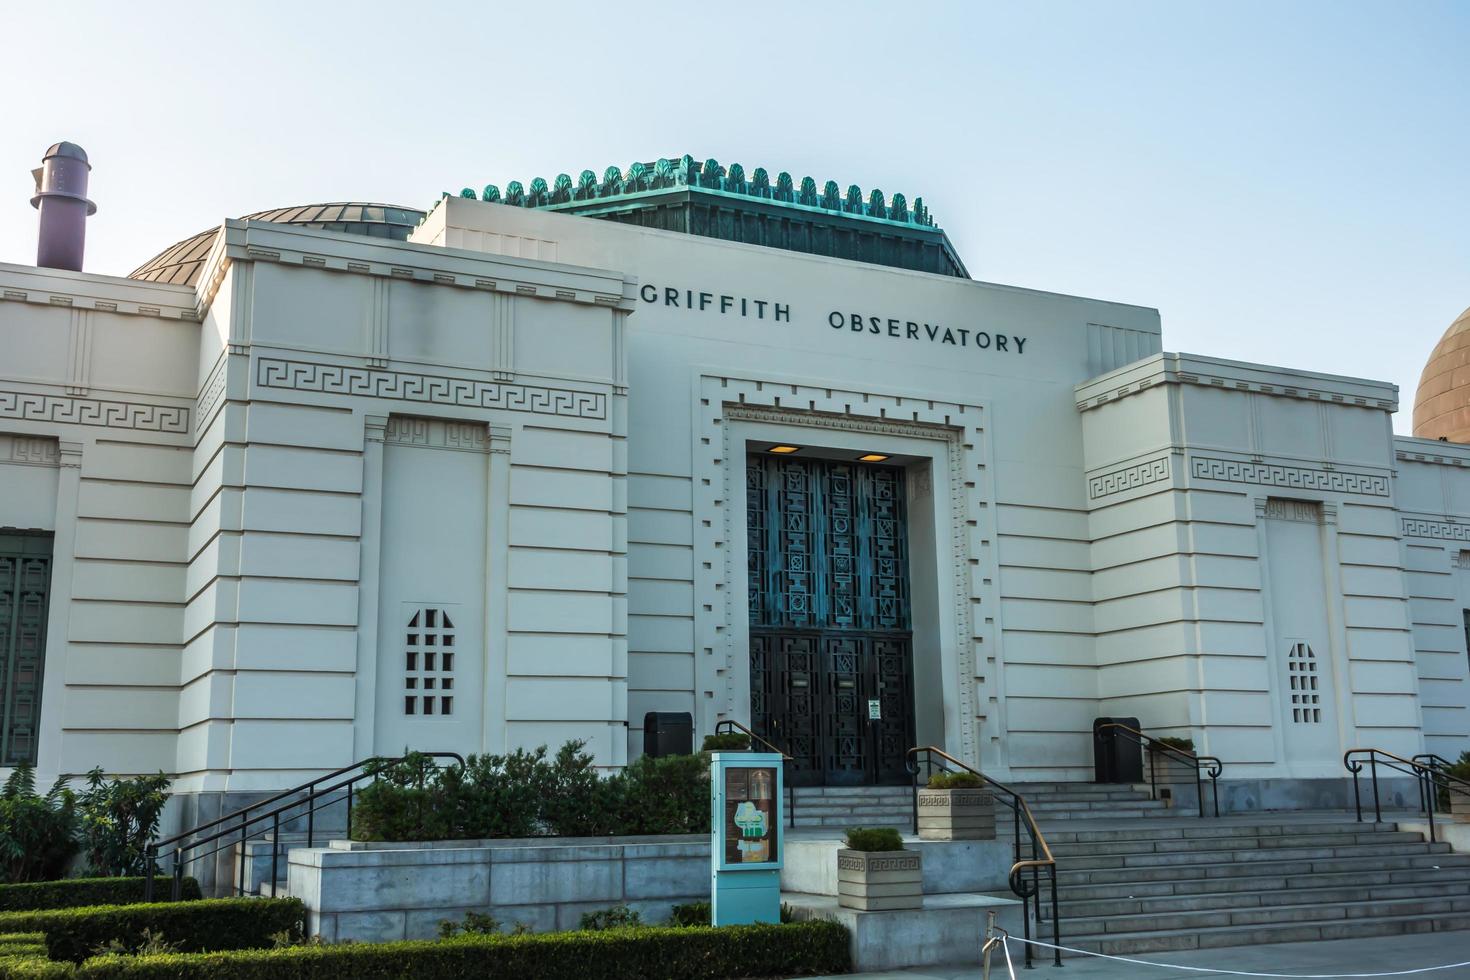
[0,262,197,322]
[1074,352,1398,413]
[190,220,640,321]
[1393,435,1470,467]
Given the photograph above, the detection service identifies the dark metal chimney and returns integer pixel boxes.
[31,142,96,272]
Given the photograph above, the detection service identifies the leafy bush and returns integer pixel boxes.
[926,771,983,789]
[75,770,170,878]
[699,734,751,752]
[0,767,78,884]
[614,753,708,836]
[436,911,529,938]
[844,827,904,852]
[31,898,303,963]
[668,901,710,928]
[350,742,709,843]
[0,878,199,912]
[63,921,851,978]
[579,905,641,931]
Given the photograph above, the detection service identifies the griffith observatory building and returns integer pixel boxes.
[3,144,1469,821]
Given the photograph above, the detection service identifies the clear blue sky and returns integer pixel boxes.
[2,1,1465,433]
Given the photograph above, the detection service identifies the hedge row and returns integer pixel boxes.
[5,921,850,979]
[0,899,303,965]
[0,880,200,913]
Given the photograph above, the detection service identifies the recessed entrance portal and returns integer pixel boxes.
[746,454,915,786]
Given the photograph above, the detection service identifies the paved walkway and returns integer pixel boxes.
[816,930,1470,979]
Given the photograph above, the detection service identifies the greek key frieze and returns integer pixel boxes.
[1401,518,1470,542]
[0,390,188,433]
[1088,456,1170,499]
[1190,456,1389,497]
[918,792,993,807]
[256,358,607,420]
[837,854,921,872]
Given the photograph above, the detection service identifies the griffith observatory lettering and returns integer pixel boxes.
[639,282,1028,354]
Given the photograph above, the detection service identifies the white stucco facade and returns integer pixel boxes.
[1,191,1465,812]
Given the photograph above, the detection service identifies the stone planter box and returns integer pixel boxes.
[836,848,923,911]
[1449,787,1470,822]
[916,787,995,841]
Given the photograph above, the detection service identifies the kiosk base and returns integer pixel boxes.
[712,868,781,925]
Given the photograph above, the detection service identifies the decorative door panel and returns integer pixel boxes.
[0,533,52,768]
[747,454,914,786]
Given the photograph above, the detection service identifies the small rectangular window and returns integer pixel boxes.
[441,696,453,715]
[404,697,416,715]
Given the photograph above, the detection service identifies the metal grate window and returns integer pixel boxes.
[404,607,455,717]
[1287,642,1321,724]
[0,533,52,766]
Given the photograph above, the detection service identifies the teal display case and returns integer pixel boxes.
[709,751,784,925]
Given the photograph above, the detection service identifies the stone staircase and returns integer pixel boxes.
[790,785,912,829]
[1038,816,1470,955]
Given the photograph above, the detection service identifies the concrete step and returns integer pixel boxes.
[1049,907,1470,956]
[1048,829,1424,857]
[1051,877,1470,920]
[1059,850,1470,885]
[1061,893,1470,937]
[1042,820,1400,844]
[257,880,290,898]
[1055,864,1470,901]
[1057,839,1450,872]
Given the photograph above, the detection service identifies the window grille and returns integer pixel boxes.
[404,607,455,716]
[0,533,52,766]
[1287,641,1321,724]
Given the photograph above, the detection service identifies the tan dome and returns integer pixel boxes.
[1413,306,1470,442]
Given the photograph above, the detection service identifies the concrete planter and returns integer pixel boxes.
[1449,787,1470,822]
[916,787,995,841]
[836,848,923,911]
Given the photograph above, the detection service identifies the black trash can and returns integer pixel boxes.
[643,711,694,758]
[1093,716,1143,784]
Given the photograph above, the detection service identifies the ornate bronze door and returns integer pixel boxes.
[746,456,914,786]
[0,533,52,768]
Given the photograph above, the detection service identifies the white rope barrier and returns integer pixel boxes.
[1007,935,1470,978]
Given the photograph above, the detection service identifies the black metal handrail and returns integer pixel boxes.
[906,746,1060,969]
[143,752,464,902]
[1344,748,1470,844]
[712,720,797,828]
[1413,753,1456,815]
[1095,722,1222,818]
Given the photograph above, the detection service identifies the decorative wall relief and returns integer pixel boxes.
[0,390,188,433]
[1088,456,1170,500]
[256,357,606,419]
[1190,456,1389,497]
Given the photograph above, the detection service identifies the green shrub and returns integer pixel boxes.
[350,741,709,843]
[0,767,78,884]
[66,921,851,978]
[926,771,983,789]
[668,901,710,927]
[24,897,302,963]
[699,733,751,752]
[843,827,904,852]
[0,878,199,912]
[74,771,171,878]
[579,905,641,931]
[614,753,707,836]
[436,911,530,938]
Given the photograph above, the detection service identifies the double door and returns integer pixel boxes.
[745,454,915,786]
[750,629,913,786]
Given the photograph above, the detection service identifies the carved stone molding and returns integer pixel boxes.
[1,436,60,467]
[1088,455,1170,500]
[384,416,489,453]
[256,357,606,420]
[1190,456,1389,497]
[1401,518,1470,542]
[1260,498,1324,524]
[700,378,993,768]
[0,390,188,433]
[837,853,921,872]
[195,355,229,433]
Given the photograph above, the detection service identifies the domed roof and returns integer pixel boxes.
[1412,305,1470,442]
[129,202,425,286]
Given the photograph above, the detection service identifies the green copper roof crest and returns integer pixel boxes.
[453,155,941,228]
